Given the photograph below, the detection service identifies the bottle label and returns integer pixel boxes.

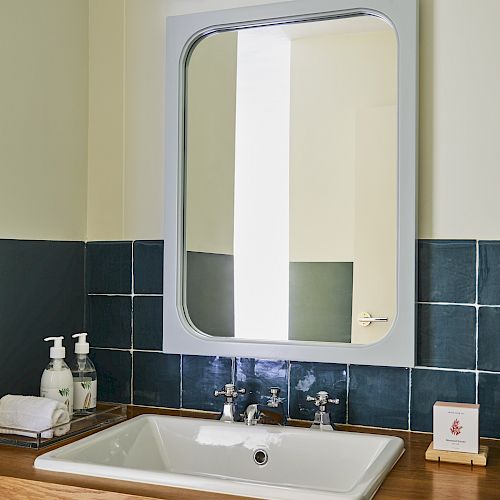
[41,387,73,416]
[73,379,97,411]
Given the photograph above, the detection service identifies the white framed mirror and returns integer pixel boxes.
[164,0,418,367]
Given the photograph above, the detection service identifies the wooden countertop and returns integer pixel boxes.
[0,407,499,499]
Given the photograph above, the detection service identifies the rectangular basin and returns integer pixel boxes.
[35,415,404,499]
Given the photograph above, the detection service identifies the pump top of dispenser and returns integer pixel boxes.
[72,333,90,354]
[44,336,66,359]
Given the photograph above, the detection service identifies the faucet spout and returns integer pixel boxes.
[243,388,287,426]
[243,404,260,425]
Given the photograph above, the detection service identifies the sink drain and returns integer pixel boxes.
[253,449,269,466]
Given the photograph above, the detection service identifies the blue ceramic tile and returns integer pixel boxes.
[348,365,409,429]
[133,296,163,350]
[410,369,476,432]
[417,304,476,369]
[235,358,288,417]
[133,352,180,408]
[89,349,131,404]
[418,240,476,304]
[182,355,233,412]
[86,296,132,349]
[0,240,85,398]
[478,307,500,371]
[86,241,132,294]
[478,372,500,438]
[289,362,347,424]
[133,240,163,294]
[479,241,500,305]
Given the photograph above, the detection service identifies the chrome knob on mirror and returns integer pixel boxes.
[357,312,389,327]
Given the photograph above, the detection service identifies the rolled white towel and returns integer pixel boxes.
[0,395,70,439]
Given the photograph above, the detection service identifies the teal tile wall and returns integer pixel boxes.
[83,239,500,438]
[0,240,85,398]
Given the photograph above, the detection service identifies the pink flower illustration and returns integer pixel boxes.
[450,419,462,436]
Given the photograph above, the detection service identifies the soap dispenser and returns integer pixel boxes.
[40,336,74,416]
[70,333,97,414]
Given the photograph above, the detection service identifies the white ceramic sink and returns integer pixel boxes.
[35,415,404,499]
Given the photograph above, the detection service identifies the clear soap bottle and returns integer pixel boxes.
[40,336,74,416]
[70,333,97,414]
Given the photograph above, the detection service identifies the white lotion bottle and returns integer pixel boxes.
[40,336,74,416]
[70,333,97,414]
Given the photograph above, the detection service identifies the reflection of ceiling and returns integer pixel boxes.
[265,15,393,41]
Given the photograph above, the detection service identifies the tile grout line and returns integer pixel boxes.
[179,354,183,409]
[407,368,412,431]
[475,239,479,403]
[92,346,164,353]
[83,242,88,330]
[287,360,291,418]
[345,364,350,424]
[417,301,478,307]
[88,293,163,297]
[130,241,135,405]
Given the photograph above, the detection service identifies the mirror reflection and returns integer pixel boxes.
[184,14,397,344]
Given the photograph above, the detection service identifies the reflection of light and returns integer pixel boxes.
[195,424,283,450]
[234,28,290,341]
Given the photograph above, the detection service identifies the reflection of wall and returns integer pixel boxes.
[186,251,234,337]
[0,0,88,241]
[185,32,237,255]
[351,105,397,343]
[289,29,396,262]
[288,29,397,343]
[289,263,353,342]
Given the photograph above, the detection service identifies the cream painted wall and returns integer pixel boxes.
[0,0,88,241]
[87,0,125,241]
[295,0,499,242]
[87,0,500,241]
[1,0,499,241]
[419,0,500,239]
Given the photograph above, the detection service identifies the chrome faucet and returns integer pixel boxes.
[306,390,339,431]
[214,383,245,422]
[243,387,286,426]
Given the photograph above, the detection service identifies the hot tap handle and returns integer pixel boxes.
[214,383,246,400]
[306,391,339,408]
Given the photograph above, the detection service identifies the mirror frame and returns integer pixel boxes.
[164,0,418,367]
